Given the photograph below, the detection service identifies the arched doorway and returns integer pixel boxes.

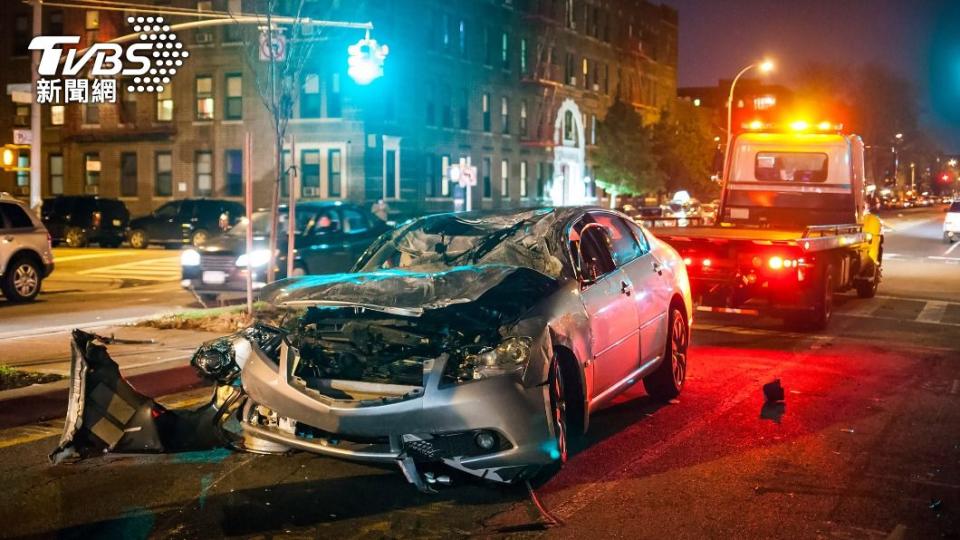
[549,98,588,206]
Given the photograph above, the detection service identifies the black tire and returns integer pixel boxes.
[643,306,689,401]
[129,229,149,249]
[191,229,210,248]
[810,265,835,330]
[548,359,570,465]
[1,256,42,302]
[855,263,880,299]
[64,227,88,248]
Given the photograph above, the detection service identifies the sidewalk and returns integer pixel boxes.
[0,325,223,429]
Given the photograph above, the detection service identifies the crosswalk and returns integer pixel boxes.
[836,296,960,327]
[76,256,182,282]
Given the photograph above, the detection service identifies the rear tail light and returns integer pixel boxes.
[768,256,805,270]
[683,257,693,266]
[92,211,101,229]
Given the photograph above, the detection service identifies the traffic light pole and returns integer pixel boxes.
[29,0,42,210]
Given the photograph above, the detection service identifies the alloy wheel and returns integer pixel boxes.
[670,310,688,389]
[550,360,568,463]
[13,263,39,297]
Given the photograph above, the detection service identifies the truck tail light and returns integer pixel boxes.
[768,256,805,270]
[683,257,692,266]
[92,211,102,229]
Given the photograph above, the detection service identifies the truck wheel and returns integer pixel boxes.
[64,227,88,248]
[643,306,688,401]
[810,265,834,330]
[855,265,880,299]
[129,229,149,249]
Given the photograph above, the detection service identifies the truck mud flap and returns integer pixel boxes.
[49,330,227,464]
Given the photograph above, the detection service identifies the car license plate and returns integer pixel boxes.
[112,219,122,226]
[202,271,227,284]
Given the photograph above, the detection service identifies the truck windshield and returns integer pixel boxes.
[755,152,828,183]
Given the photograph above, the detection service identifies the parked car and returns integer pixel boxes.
[944,201,960,243]
[181,201,389,300]
[128,198,244,249]
[0,194,54,302]
[40,195,129,248]
[54,207,693,490]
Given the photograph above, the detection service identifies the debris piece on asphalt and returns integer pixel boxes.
[840,428,855,433]
[929,499,942,511]
[763,379,785,402]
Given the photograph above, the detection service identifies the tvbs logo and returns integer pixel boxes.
[29,16,188,104]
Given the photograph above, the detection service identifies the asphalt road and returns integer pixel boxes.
[0,206,957,539]
[0,247,192,338]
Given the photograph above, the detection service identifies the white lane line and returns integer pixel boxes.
[928,256,960,262]
[946,241,960,256]
[52,253,135,263]
[76,257,179,275]
[917,301,949,323]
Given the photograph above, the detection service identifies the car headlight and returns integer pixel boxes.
[236,249,272,268]
[451,337,532,382]
[181,248,201,267]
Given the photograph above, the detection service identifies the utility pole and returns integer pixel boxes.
[29,0,42,210]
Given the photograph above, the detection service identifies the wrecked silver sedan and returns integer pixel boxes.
[52,207,692,490]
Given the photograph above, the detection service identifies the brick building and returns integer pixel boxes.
[0,0,678,218]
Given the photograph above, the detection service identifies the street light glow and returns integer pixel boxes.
[759,59,775,73]
[949,159,957,167]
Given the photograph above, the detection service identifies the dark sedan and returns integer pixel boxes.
[180,201,388,300]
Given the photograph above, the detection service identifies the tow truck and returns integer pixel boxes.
[654,122,884,330]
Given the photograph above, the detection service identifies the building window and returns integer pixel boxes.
[482,157,491,199]
[564,110,574,142]
[157,85,173,121]
[754,95,776,110]
[120,152,138,197]
[225,73,242,120]
[425,84,436,126]
[16,152,28,188]
[457,19,466,57]
[84,104,99,125]
[582,57,589,88]
[195,76,214,120]
[328,149,342,197]
[85,10,99,30]
[501,97,510,134]
[14,105,29,127]
[537,162,545,198]
[327,73,341,117]
[425,153,437,198]
[225,149,242,196]
[441,155,450,196]
[520,100,528,136]
[301,150,320,197]
[441,13,450,49]
[195,1,213,44]
[441,84,453,128]
[50,105,65,126]
[482,93,491,132]
[483,26,493,66]
[520,38,528,75]
[49,154,64,195]
[500,159,509,198]
[459,88,469,130]
[385,149,398,199]
[223,0,243,43]
[120,85,137,125]
[565,52,575,85]
[48,10,64,35]
[301,74,320,118]
[501,32,509,69]
[195,151,212,196]
[520,161,528,198]
[155,152,173,196]
[84,153,100,187]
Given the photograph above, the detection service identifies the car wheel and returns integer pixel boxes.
[1,257,42,302]
[810,265,834,330]
[643,306,688,401]
[548,359,569,464]
[855,263,880,299]
[129,229,148,249]
[64,227,88,248]
[191,229,209,248]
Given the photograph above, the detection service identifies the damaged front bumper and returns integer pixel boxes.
[240,340,558,484]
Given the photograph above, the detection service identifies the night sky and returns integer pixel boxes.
[663,0,960,152]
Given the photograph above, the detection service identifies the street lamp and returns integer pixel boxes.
[723,58,774,183]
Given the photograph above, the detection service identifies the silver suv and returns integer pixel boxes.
[0,194,54,302]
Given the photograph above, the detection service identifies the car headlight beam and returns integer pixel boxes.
[236,249,273,268]
[181,248,201,267]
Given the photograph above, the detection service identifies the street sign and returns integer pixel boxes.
[259,30,287,62]
[12,129,32,145]
[448,157,477,211]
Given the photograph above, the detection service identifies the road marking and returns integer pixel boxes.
[916,301,949,323]
[53,252,138,263]
[946,241,960,256]
[77,257,181,282]
[928,256,960,262]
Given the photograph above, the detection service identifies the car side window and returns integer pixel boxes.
[589,211,643,267]
[154,202,179,218]
[311,209,342,234]
[569,217,616,281]
[178,200,196,220]
[0,203,33,229]
[342,208,370,233]
[625,219,651,255]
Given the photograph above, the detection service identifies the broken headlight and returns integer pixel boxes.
[448,336,532,383]
[191,336,239,383]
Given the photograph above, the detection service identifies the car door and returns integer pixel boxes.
[300,208,353,274]
[150,201,182,241]
[0,203,15,273]
[572,215,641,398]
[340,207,381,266]
[624,218,672,362]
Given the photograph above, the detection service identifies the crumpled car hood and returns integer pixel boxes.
[258,264,557,315]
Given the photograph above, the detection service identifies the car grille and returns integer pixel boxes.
[200,254,236,272]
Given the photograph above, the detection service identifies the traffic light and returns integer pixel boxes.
[347,36,389,85]
[1,144,29,172]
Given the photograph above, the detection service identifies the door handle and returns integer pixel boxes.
[652,261,663,275]
[620,280,632,296]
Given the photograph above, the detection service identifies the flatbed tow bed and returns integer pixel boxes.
[653,128,884,330]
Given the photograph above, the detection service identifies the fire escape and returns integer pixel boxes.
[519,1,566,148]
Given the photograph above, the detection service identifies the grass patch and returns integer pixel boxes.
[137,302,283,333]
[0,365,63,391]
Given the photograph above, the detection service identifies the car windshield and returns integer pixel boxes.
[355,208,565,278]
[755,152,829,182]
[228,208,335,237]
[950,202,960,213]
